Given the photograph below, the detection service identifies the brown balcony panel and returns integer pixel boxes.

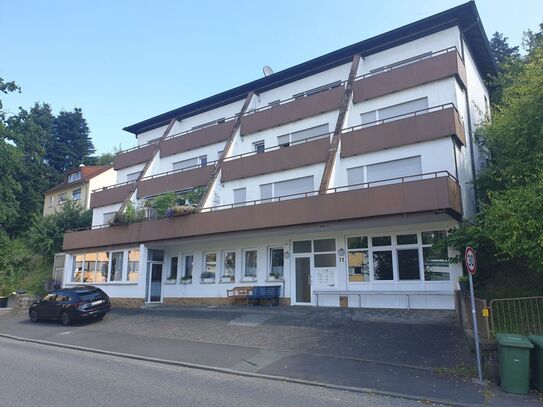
[160,121,236,158]
[221,137,330,182]
[64,176,461,251]
[113,142,157,170]
[352,51,467,103]
[90,183,134,209]
[341,107,465,158]
[137,166,214,198]
[241,86,344,135]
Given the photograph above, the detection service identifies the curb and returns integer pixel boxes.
[0,332,482,407]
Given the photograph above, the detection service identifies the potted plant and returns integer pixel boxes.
[458,274,469,291]
[200,271,215,283]
[180,275,192,284]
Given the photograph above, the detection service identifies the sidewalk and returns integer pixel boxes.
[0,305,540,406]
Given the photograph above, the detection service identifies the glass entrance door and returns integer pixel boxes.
[146,262,163,303]
[295,257,311,304]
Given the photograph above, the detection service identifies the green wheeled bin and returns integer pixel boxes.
[496,333,533,394]
[529,335,543,391]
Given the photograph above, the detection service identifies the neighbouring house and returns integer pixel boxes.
[60,2,496,309]
[43,165,116,216]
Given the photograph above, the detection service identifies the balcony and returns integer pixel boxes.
[113,141,158,170]
[160,120,236,158]
[240,85,344,135]
[352,47,467,103]
[90,182,135,209]
[221,136,330,182]
[137,164,215,199]
[64,172,462,251]
[340,104,465,158]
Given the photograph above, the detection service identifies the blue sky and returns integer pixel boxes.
[1,0,541,154]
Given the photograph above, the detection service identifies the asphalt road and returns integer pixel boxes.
[0,337,430,407]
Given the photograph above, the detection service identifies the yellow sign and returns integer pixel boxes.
[482,308,489,318]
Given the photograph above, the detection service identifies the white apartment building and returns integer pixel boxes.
[61,2,496,309]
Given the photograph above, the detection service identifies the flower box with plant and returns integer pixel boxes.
[180,275,192,284]
[220,274,235,283]
[200,271,215,283]
[267,271,283,281]
[0,285,13,308]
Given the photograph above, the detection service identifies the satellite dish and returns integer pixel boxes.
[263,65,274,77]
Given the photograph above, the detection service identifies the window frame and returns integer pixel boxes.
[221,250,236,283]
[181,254,194,283]
[242,249,258,281]
[268,247,285,281]
[346,236,370,283]
[421,230,450,282]
[253,140,265,154]
[67,171,81,183]
[72,188,81,201]
[165,255,179,284]
[202,252,217,282]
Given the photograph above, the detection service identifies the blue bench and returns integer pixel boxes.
[247,285,281,306]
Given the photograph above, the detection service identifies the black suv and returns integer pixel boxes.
[29,286,111,326]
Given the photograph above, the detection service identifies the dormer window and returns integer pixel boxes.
[67,171,81,183]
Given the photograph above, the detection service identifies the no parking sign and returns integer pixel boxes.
[465,246,477,275]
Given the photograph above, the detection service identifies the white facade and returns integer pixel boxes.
[65,10,494,310]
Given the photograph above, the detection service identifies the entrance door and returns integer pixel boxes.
[295,257,311,304]
[146,262,163,303]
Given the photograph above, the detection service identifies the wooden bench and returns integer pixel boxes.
[227,286,253,304]
[247,285,281,306]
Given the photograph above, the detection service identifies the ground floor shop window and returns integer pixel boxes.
[422,231,450,281]
[202,253,216,281]
[269,248,284,280]
[128,250,140,282]
[347,237,369,282]
[70,249,138,284]
[243,250,257,279]
[373,251,394,280]
[222,251,236,282]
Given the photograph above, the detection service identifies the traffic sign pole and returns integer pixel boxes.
[465,246,484,384]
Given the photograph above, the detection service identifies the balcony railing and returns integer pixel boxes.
[136,162,217,198]
[64,171,462,251]
[113,140,158,170]
[221,134,331,181]
[90,181,136,209]
[341,103,466,157]
[240,84,345,135]
[352,47,467,103]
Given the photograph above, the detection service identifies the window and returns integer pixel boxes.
[259,176,314,202]
[199,155,207,167]
[293,81,341,98]
[126,171,141,182]
[182,255,193,282]
[71,254,84,282]
[360,97,428,126]
[269,248,284,279]
[397,249,420,280]
[243,250,257,279]
[347,237,369,282]
[372,251,393,280]
[173,157,198,171]
[422,231,450,281]
[233,188,246,207]
[103,212,116,225]
[222,251,236,282]
[109,251,124,281]
[148,249,164,262]
[203,253,217,280]
[397,234,418,245]
[96,252,109,282]
[254,141,265,154]
[166,256,178,283]
[276,124,329,148]
[293,240,311,253]
[83,252,97,283]
[372,236,391,246]
[268,100,280,107]
[128,250,140,282]
[366,156,422,186]
[67,171,81,183]
[58,193,67,204]
[260,183,272,202]
[49,196,54,207]
[72,188,81,201]
[313,238,336,268]
[347,166,365,190]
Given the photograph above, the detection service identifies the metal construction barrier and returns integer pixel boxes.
[490,296,543,336]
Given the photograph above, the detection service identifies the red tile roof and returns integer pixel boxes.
[46,165,112,193]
